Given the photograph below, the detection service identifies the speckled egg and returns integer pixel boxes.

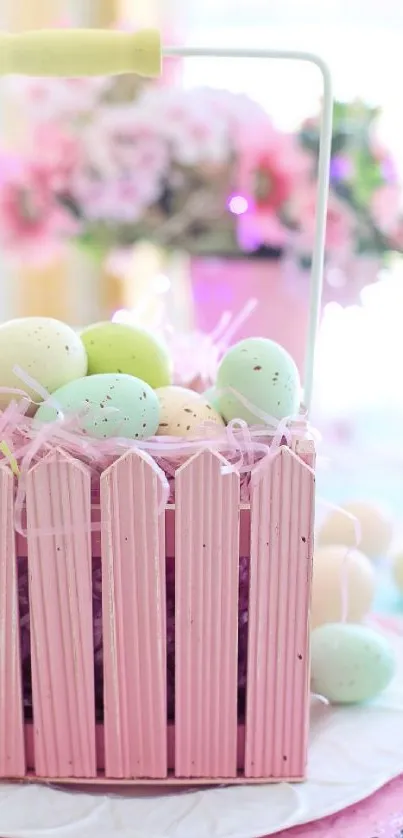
[311,623,396,704]
[0,317,87,409]
[156,386,225,437]
[81,321,172,388]
[216,337,300,424]
[203,386,222,413]
[35,373,160,440]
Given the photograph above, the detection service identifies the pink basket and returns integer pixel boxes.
[0,29,332,785]
[0,431,315,784]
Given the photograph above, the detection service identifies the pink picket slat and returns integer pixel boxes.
[26,451,96,778]
[101,450,167,779]
[245,444,315,779]
[0,466,25,777]
[175,450,240,778]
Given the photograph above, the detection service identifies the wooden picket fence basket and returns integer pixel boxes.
[0,428,315,784]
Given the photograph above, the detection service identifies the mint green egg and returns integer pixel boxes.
[216,337,300,424]
[35,373,160,440]
[203,386,221,413]
[311,623,396,704]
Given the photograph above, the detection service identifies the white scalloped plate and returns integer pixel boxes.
[0,623,401,838]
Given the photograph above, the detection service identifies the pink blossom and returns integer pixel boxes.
[93,107,169,178]
[31,123,81,191]
[235,124,308,248]
[72,172,160,224]
[291,184,355,256]
[9,76,108,123]
[142,89,229,166]
[371,184,402,235]
[190,88,269,147]
[238,125,309,211]
[0,156,76,261]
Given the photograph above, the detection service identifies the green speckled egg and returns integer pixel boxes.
[311,623,396,704]
[216,337,300,424]
[0,317,87,410]
[203,386,222,413]
[81,322,172,389]
[35,373,160,440]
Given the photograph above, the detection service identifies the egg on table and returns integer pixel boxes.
[311,623,396,704]
[81,321,172,389]
[156,386,225,437]
[311,545,375,628]
[35,373,160,440]
[216,337,300,425]
[0,317,87,410]
[391,547,403,594]
[317,500,393,560]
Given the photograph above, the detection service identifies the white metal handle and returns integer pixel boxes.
[164,47,333,411]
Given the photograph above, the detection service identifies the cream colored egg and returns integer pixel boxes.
[311,545,376,629]
[0,317,87,411]
[391,548,403,594]
[156,385,225,437]
[317,501,393,560]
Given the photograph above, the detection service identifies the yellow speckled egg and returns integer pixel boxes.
[317,501,393,560]
[81,321,172,389]
[156,386,225,437]
[311,623,396,704]
[0,317,87,410]
[311,545,375,628]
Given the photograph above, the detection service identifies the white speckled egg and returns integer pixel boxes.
[311,546,375,628]
[156,386,225,437]
[311,623,396,704]
[216,337,300,424]
[317,501,393,560]
[35,373,160,440]
[0,317,87,410]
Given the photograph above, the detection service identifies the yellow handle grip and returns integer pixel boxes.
[0,28,161,78]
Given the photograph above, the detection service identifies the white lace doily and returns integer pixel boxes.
[0,625,402,838]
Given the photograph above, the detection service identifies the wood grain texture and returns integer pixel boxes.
[26,451,96,778]
[245,445,315,779]
[175,450,240,778]
[101,450,167,779]
[0,465,25,776]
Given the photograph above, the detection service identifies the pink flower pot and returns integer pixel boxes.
[190,256,310,374]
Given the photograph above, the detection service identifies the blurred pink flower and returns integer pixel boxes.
[371,184,402,234]
[72,172,160,224]
[32,123,81,191]
[93,107,169,178]
[142,89,229,166]
[236,124,309,248]
[0,156,77,260]
[10,76,108,123]
[291,184,355,256]
[238,126,308,210]
[237,208,289,249]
